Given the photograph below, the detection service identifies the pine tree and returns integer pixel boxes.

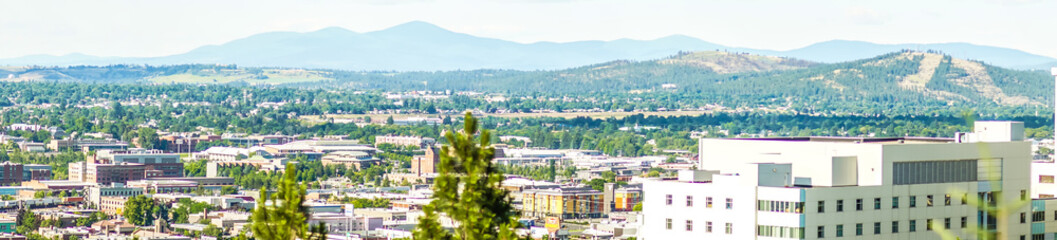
[413,112,521,240]
[251,163,327,240]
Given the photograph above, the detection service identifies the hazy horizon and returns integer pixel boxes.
[2,0,1056,59]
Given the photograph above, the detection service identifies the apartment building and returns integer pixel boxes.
[642,121,1033,240]
[522,186,604,219]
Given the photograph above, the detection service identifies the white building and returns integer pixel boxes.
[642,121,1033,240]
[374,135,435,147]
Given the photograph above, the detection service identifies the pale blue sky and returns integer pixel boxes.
[2,0,1055,58]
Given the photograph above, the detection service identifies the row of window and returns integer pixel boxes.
[664,218,732,234]
[814,217,967,238]
[757,200,804,213]
[814,190,1026,213]
[757,225,803,239]
[817,194,967,213]
[665,194,733,209]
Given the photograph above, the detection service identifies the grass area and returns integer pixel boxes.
[301,110,710,123]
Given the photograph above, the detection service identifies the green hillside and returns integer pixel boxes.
[1,51,1051,115]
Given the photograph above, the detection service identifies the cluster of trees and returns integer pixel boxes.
[1,150,83,179]
[218,155,392,189]
[334,197,392,208]
[171,198,217,224]
[123,195,168,226]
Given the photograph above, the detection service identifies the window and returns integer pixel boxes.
[855,223,863,236]
[706,221,712,233]
[909,196,917,208]
[874,198,881,210]
[909,220,917,232]
[892,160,978,185]
[892,197,899,209]
[818,200,825,213]
[725,223,732,234]
[1033,211,1045,222]
[687,196,693,207]
[944,218,951,229]
[726,198,733,209]
[757,200,804,213]
[836,200,844,212]
[927,219,933,231]
[1035,234,1046,240]
[961,217,968,228]
[1021,212,1027,223]
[666,218,672,230]
[686,220,693,231]
[1041,175,1055,183]
[873,222,881,234]
[1022,190,1028,201]
[706,197,713,208]
[927,195,934,207]
[817,226,825,238]
[962,193,968,205]
[856,198,863,211]
[836,224,844,237]
[666,195,673,205]
[945,194,951,206]
[892,221,899,233]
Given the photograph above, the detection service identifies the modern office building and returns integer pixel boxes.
[642,121,1032,240]
[96,149,183,178]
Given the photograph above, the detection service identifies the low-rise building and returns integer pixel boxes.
[374,135,435,147]
[99,196,131,215]
[16,142,44,153]
[321,151,380,170]
[0,217,14,233]
[21,164,51,181]
[126,179,197,194]
[91,219,136,235]
[264,140,374,156]
[86,183,144,207]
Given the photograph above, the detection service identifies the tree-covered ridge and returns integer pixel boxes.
[1,51,1052,115]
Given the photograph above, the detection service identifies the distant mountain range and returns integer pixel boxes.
[1,21,1054,71]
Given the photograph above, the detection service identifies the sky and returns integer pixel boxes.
[1,0,1055,59]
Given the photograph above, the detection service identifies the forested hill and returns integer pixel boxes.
[1,50,1052,114]
[317,50,1052,110]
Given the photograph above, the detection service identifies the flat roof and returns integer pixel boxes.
[716,136,955,144]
